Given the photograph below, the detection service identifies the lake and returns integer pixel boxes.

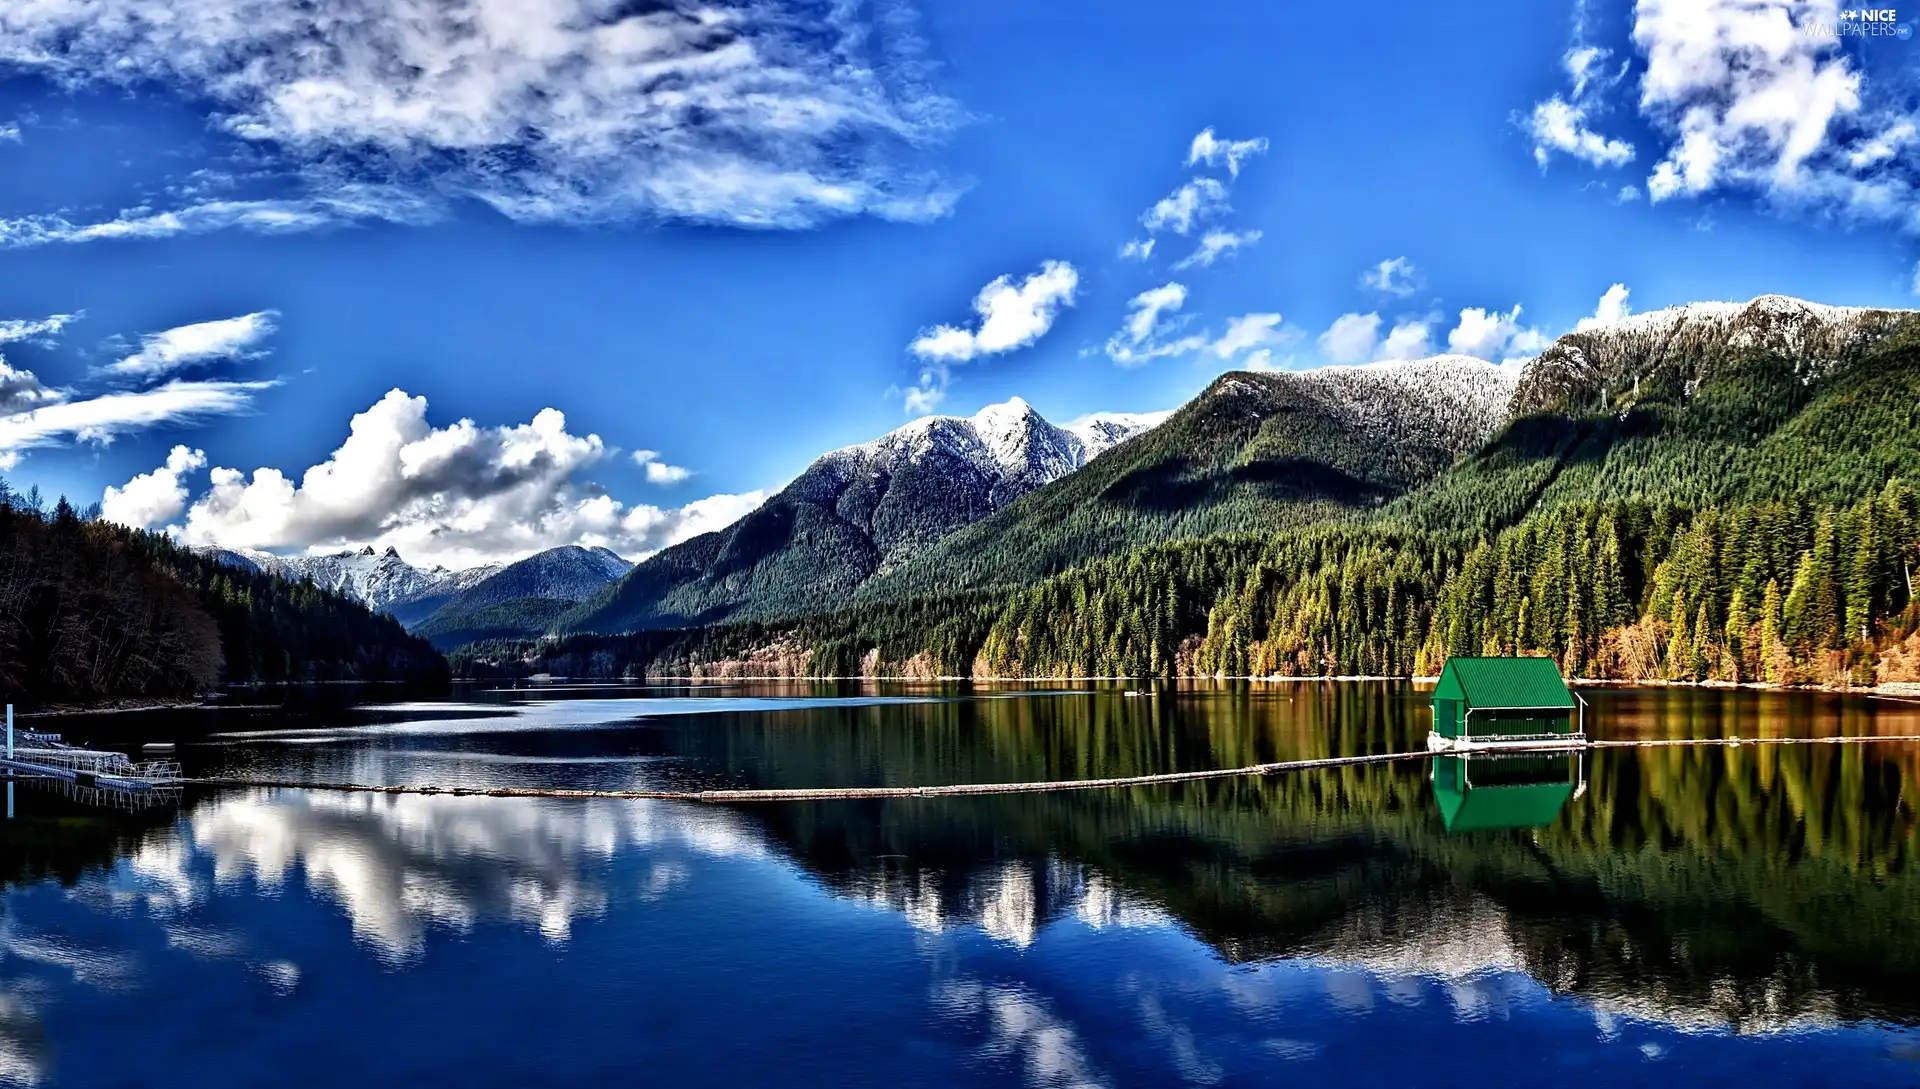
[3,682,1919,1088]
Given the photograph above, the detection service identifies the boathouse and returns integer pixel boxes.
[1430,656,1583,749]
[1431,752,1583,832]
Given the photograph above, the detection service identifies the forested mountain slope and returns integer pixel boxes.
[0,488,445,706]
[556,398,1161,634]
[412,545,631,647]
[851,356,1514,601]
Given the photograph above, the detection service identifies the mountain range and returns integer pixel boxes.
[552,397,1167,633]
[205,293,1920,657]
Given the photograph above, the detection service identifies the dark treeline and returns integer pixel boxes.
[0,483,446,706]
[457,483,1920,685]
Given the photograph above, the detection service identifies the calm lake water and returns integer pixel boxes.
[3,682,1919,1088]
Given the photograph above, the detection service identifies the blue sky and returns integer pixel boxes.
[0,0,1916,566]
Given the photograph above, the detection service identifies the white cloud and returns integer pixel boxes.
[1533,0,1920,230]
[909,261,1079,363]
[1446,305,1549,363]
[1617,184,1642,202]
[902,261,1079,413]
[1317,312,1383,365]
[1119,238,1155,260]
[1186,127,1269,177]
[1210,312,1288,360]
[1141,178,1229,236]
[0,359,59,415]
[0,312,79,344]
[0,0,962,233]
[0,191,440,249]
[0,379,271,469]
[1172,228,1262,270]
[0,122,19,144]
[1912,260,1920,297]
[1528,97,1635,169]
[1378,319,1433,360]
[631,449,691,485]
[101,444,206,529]
[1575,283,1633,331]
[123,389,761,569]
[1104,282,1207,366]
[1360,256,1419,296]
[108,311,278,380]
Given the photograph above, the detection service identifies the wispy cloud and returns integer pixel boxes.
[0,379,273,469]
[1359,256,1419,297]
[0,0,965,235]
[903,261,1079,413]
[107,311,279,380]
[1172,228,1262,270]
[1118,238,1155,261]
[1104,282,1208,366]
[0,312,80,344]
[1186,127,1269,177]
[1141,178,1229,236]
[0,192,439,250]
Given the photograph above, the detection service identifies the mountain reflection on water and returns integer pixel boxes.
[1,682,1917,1087]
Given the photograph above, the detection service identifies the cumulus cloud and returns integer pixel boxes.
[101,444,206,529]
[903,261,1078,414]
[0,0,962,234]
[0,312,79,344]
[1360,256,1419,296]
[1118,238,1155,261]
[1378,319,1434,360]
[107,312,278,380]
[108,389,762,568]
[0,122,19,144]
[1617,184,1642,202]
[1172,228,1262,270]
[1532,0,1920,230]
[1210,312,1291,361]
[909,262,1079,363]
[1317,311,1438,365]
[1141,178,1229,236]
[0,379,271,469]
[0,359,59,415]
[1575,283,1633,331]
[1104,282,1207,366]
[1186,127,1270,177]
[1447,305,1550,363]
[1317,312,1383,365]
[632,450,692,485]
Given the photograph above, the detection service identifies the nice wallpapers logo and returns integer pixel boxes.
[1808,8,1915,38]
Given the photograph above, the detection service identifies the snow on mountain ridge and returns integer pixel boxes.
[827,397,1164,497]
[1512,293,1919,416]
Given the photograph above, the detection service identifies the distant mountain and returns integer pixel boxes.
[211,545,501,621]
[556,397,1165,635]
[412,546,632,648]
[849,356,1516,601]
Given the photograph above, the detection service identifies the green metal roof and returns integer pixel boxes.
[1434,656,1574,711]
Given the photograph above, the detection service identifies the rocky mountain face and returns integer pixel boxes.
[410,545,634,647]
[556,398,1166,634]
[1511,294,1915,419]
